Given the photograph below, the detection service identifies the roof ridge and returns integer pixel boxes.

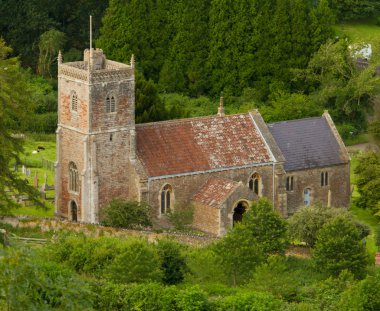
[135,112,249,128]
[268,115,322,126]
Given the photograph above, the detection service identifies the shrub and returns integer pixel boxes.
[215,198,288,285]
[313,216,369,278]
[99,199,152,229]
[167,204,194,230]
[288,205,347,247]
[375,226,380,251]
[212,291,283,310]
[157,239,188,285]
[105,238,163,283]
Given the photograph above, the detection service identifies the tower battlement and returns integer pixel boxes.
[58,49,134,83]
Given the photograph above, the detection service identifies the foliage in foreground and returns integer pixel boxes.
[215,198,288,285]
[99,199,152,229]
[313,216,370,278]
[0,39,44,213]
[354,151,380,218]
[288,205,348,247]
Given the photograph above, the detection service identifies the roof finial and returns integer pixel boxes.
[58,50,62,65]
[217,92,225,117]
[130,54,135,69]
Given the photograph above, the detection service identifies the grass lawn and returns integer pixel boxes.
[8,135,56,217]
[335,21,380,53]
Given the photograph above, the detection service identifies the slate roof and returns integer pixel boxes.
[136,113,272,177]
[192,178,240,209]
[268,116,348,171]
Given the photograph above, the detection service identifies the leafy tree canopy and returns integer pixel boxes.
[0,39,43,213]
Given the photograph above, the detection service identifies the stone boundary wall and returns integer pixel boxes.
[0,216,216,246]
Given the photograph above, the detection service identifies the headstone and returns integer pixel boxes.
[26,168,31,176]
[22,165,26,174]
[33,172,39,188]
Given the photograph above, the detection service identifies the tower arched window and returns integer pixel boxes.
[69,162,79,192]
[249,173,260,196]
[106,95,116,113]
[71,91,78,112]
[160,184,173,215]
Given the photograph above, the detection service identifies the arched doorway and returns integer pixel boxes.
[233,201,249,226]
[70,201,78,222]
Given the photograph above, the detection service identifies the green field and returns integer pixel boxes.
[9,135,56,217]
[335,21,380,53]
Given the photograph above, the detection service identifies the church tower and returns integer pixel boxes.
[55,49,136,222]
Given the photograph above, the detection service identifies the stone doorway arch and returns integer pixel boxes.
[70,200,78,222]
[232,200,250,227]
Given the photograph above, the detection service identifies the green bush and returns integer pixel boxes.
[99,199,152,229]
[212,291,283,310]
[0,248,94,310]
[313,216,369,278]
[157,239,188,285]
[375,226,380,251]
[105,238,163,283]
[288,205,347,247]
[167,204,195,230]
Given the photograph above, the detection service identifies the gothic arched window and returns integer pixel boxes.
[71,91,78,112]
[249,173,260,196]
[160,184,173,215]
[106,95,116,113]
[69,162,79,192]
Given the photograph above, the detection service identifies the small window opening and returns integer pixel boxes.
[69,162,79,192]
[321,171,328,187]
[249,173,260,196]
[106,95,116,113]
[110,133,113,141]
[286,176,294,191]
[71,92,78,111]
[160,185,172,215]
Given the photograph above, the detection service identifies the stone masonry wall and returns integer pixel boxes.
[147,165,276,222]
[57,128,85,220]
[192,203,220,236]
[286,163,350,215]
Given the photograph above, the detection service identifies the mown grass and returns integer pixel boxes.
[9,135,56,217]
[335,21,380,53]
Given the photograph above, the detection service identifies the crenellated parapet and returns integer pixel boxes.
[58,50,134,83]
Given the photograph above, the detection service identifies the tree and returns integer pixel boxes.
[313,216,369,278]
[0,39,42,213]
[296,39,380,131]
[354,151,380,217]
[37,29,65,78]
[157,239,188,285]
[215,198,288,285]
[288,205,347,247]
[0,247,94,310]
[329,0,379,21]
[105,238,163,283]
[99,199,152,229]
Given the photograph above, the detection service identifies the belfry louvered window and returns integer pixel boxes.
[106,95,116,113]
[71,91,78,111]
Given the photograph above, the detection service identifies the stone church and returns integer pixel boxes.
[55,49,350,236]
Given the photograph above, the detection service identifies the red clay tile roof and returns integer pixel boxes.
[136,113,272,177]
[192,178,240,208]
